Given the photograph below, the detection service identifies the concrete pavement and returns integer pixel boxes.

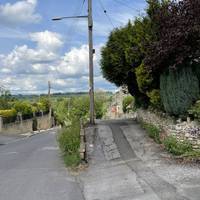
[0,129,84,200]
[79,119,200,200]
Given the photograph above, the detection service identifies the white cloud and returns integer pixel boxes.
[56,44,102,78]
[29,31,63,52]
[1,45,58,75]
[0,0,41,26]
[0,30,63,75]
[57,45,89,77]
[0,34,114,93]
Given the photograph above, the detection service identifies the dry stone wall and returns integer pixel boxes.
[136,109,200,150]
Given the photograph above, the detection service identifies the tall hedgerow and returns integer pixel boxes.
[160,66,199,115]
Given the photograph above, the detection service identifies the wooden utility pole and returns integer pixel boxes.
[52,0,95,124]
[88,0,95,124]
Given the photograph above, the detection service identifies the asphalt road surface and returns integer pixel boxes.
[0,129,84,200]
[80,119,200,200]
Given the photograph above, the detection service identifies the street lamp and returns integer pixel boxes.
[52,0,95,125]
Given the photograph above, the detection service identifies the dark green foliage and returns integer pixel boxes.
[163,136,192,156]
[145,0,200,73]
[100,22,143,95]
[142,122,161,144]
[193,63,200,84]
[160,66,199,115]
[126,71,149,108]
[135,62,153,94]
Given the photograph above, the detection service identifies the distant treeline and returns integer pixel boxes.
[12,91,113,100]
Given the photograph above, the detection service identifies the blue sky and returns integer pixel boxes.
[0,0,147,94]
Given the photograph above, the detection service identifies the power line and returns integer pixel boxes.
[97,0,115,28]
[64,0,87,46]
[112,0,139,12]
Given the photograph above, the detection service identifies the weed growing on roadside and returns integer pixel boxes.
[142,122,161,144]
[163,136,192,156]
[57,121,81,167]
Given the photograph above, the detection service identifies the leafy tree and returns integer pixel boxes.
[145,0,200,73]
[0,89,12,109]
[100,1,165,107]
[100,22,143,94]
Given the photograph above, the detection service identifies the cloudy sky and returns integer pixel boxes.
[0,0,147,94]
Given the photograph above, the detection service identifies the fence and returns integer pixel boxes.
[0,114,54,135]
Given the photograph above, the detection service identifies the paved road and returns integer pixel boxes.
[0,129,84,200]
[80,119,200,200]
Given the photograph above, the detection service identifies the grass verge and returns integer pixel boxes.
[140,121,200,161]
[57,121,81,167]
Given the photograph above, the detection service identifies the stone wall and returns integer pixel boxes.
[0,114,54,135]
[136,109,200,150]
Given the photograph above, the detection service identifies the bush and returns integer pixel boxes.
[0,109,17,118]
[188,100,200,121]
[122,95,134,113]
[142,122,161,144]
[13,101,33,118]
[163,136,192,156]
[146,89,162,109]
[0,109,17,123]
[160,66,199,116]
[57,121,81,167]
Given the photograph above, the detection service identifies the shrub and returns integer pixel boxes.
[13,101,33,118]
[160,66,199,116]
[57,121,81,167]
[188,100,200,120]
[146,89,162,109]
[142,122,161,144]
[0,109,17,118]
[122,95,134,113]
[163,135,192,156]
[0,109,17,123]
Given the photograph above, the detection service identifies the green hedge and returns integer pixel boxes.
[0,109,17,118]
[160,66,199,116]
